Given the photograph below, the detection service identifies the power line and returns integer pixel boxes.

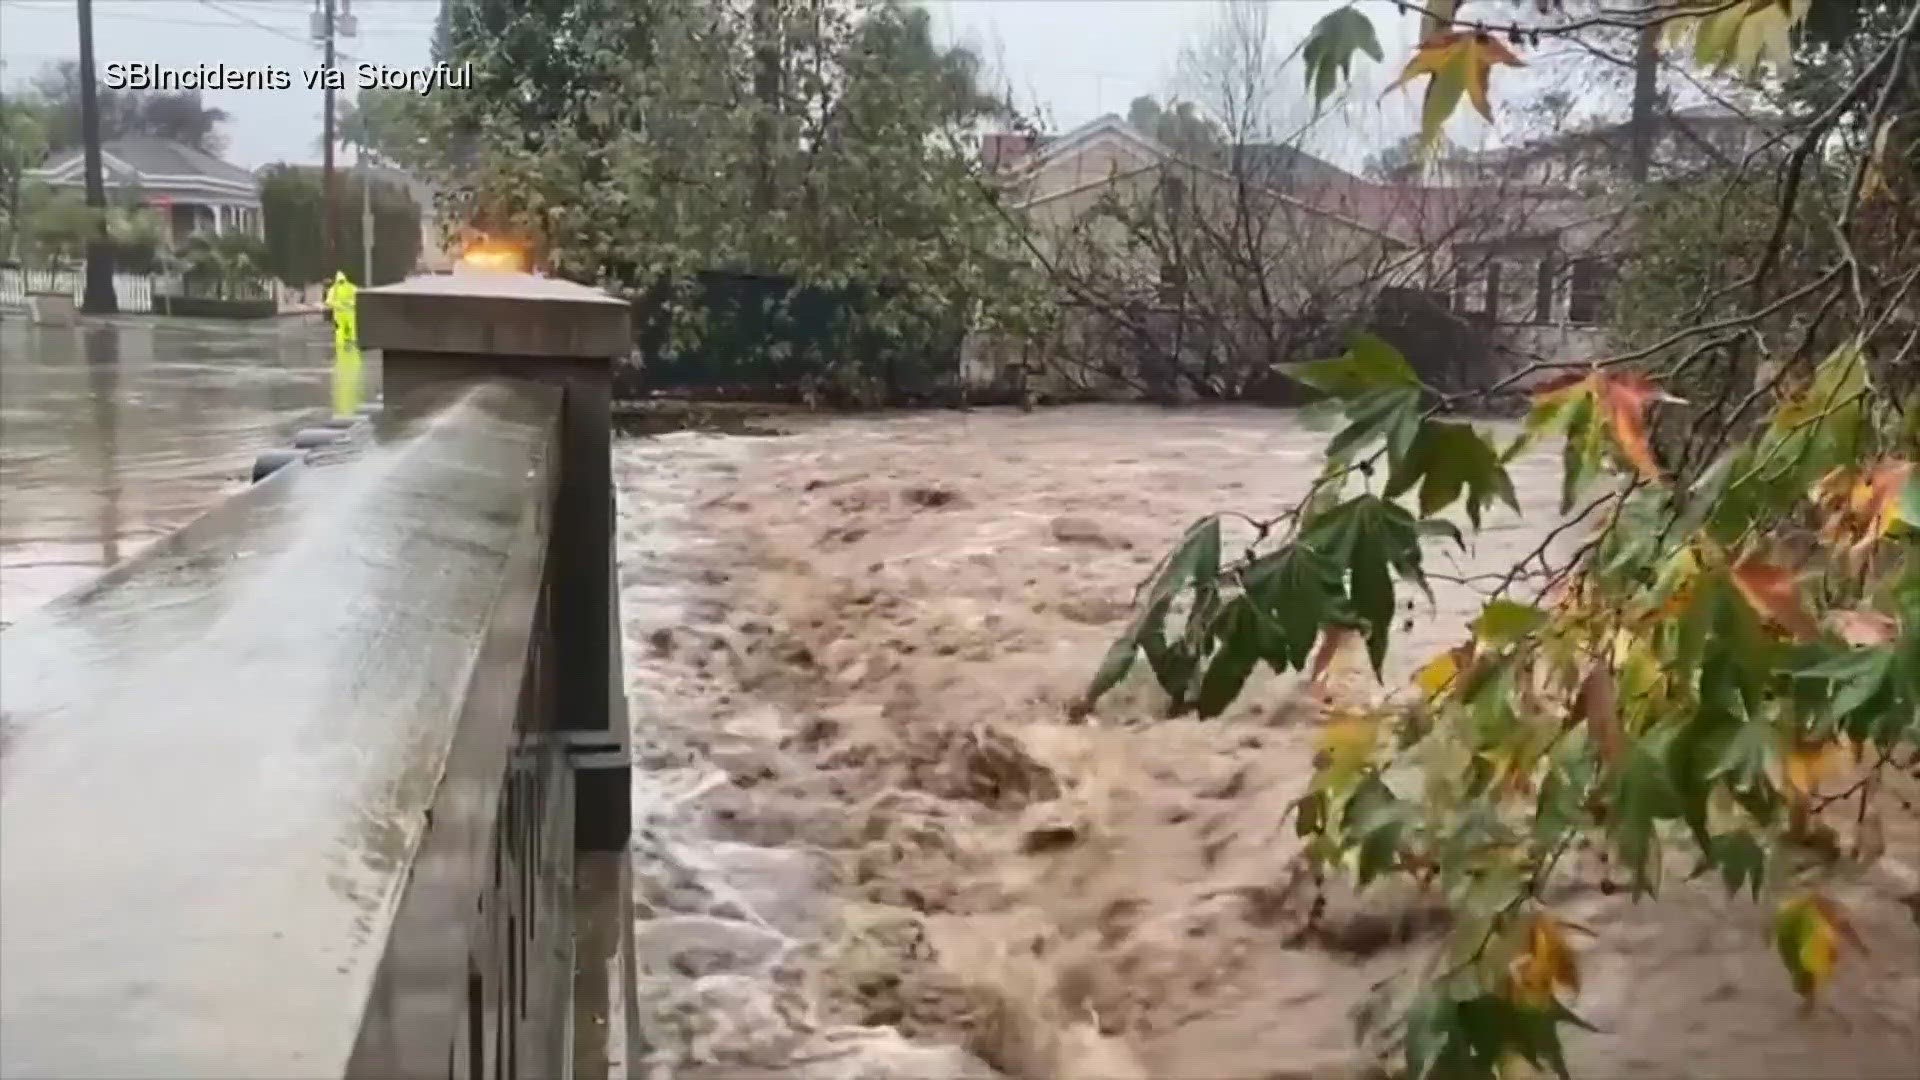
[191,0,368,64]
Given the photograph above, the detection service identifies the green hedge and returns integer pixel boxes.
[154,295,277,320]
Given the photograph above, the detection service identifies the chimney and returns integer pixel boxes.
[980,132,1035,172]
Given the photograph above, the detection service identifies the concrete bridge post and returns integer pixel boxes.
[358,270,633,852]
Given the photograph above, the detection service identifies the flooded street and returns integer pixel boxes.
[0,318,342,623]
[613,406,1920,1080]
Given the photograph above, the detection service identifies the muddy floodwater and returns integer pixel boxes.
[0,318,340,624]
[613,405,1920,1080]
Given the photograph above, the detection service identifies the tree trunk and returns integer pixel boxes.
[76,0,117,314]
[751,0,782,224]
[1626,6,1661,182]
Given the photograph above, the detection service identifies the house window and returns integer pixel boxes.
[1567,258,1614,324]
[1455,256,1490,316]
[1534,252,1558,324]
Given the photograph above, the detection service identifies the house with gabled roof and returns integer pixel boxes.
[969,113,1620,395]
[28,136,263,244]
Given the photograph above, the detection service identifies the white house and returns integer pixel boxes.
[28,136,264,243]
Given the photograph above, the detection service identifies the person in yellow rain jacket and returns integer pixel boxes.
[324,271,361,418]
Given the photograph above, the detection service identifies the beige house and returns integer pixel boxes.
[974,114,1614,395]
[998,116,1417,303]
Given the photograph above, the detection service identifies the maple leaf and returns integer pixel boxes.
[1460,32,1525,122]
[1731,556,1818,641]
[1782,739,1853,799]
[1414,649,1460,698]
[1593,372,1681,482]
[1508,912,1582,1009]
[1775,891,1867,1005]
[1316,711,1378,776]
[1383,31,1525,138]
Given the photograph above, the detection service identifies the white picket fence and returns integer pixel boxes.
[0,267,156,313]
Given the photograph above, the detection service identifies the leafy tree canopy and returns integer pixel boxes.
[1088,3,1920,1076]
[20,61,230,155]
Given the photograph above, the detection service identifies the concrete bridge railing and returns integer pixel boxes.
[0,270,636,1079]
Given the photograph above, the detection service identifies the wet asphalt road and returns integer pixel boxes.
[0,316,351,623]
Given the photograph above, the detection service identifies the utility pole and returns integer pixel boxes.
[361,143,373,286]
[313,0,356,276]
[76,0,116,314]
[319,0,337,276]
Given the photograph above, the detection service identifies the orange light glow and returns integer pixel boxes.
[458,240,528,272]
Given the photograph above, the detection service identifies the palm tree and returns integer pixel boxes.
[175,231,267,298]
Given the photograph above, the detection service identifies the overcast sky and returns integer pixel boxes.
[1,1,1462,170]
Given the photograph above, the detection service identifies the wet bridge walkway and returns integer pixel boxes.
[0,273,641,1079]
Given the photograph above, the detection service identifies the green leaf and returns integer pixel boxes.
[1680,569,1770,707]
[1385,421,1515,528]
[1473,600,1547,646]
[1350,526,1397,677]
[1709,714,1776,791]
[1421,44,1472,145]
[1141,630,1198,709]
[1294,789,1327,837]
[1609,729,1681,895]
[1668,703,1741,848]
[1301,6,1384,111]
[1303,495,1423,676]
[1244,543,1339,669]
[1559,393,1604,515]
[1196,599,1261,718]
[1344,772,1408,887]
[1327,386,1424,465]
[1898,472,1920,529]
[1403,988,1459,1080]
[1502,997,1592,1080]
[1506,377,1589,463]
[1417,517,1465,550]
[1143,515,1222,610]
[1680,447,1756,542]
[1280,332,1419,401]
[1708,830,1768,902]
[1454,858,1526,918]
[1082,596,1169,706]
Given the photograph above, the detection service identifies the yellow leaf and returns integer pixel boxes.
[1415,650,1460,698]
[1385,32,1462,97]
[1463,33,1526,123]
[1775,891,1864,1003]
[1731,555,1819,641]
[1316,711,1378,776]
[1618,637,1664,709]
[1732,2,1794,79]
[1700,0,1810,79]
[1783,739,1852,798]
[1508,912,1581,1009]
[1693,3,1749,69]
[1385,32,1524,142]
